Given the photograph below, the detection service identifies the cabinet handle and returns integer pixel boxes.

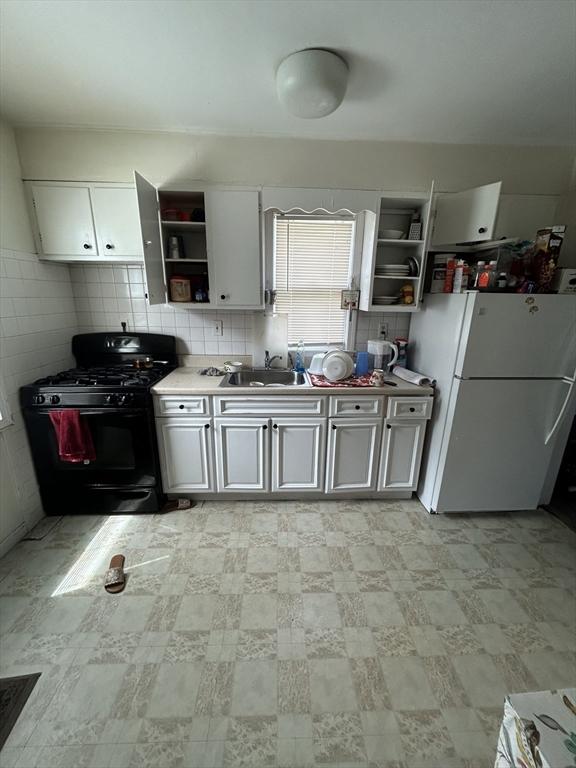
[83,243,92,249]
[105,243,114,250]
[220,294,226,300]
[262,424,268,430]
[386,424,391,429]
[272,423,278,429]
[204,423,210,429]
[478,227,487,234]
[354,404,360,410]
[144,240,152,247]
[332,424,337,430]
[179,404,185,409]
[409,407,415,412]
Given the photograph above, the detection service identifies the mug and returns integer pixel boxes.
[369,369,385,387]
[224,361,243,373]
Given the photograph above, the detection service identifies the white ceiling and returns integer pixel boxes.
[1,0,575,145]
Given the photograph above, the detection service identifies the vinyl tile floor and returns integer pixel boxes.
[0,499,575,768]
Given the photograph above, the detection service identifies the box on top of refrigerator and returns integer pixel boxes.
[552,268,576,293]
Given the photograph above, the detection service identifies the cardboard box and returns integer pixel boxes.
[552,268,576,293]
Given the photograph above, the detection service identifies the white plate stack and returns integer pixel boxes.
[375,263,410,278]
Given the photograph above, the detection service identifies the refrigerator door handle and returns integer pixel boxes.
[545,379,574,446]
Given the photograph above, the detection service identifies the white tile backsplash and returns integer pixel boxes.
[0,248,80,530]
[68,265,256,359]
[355,311,411,351]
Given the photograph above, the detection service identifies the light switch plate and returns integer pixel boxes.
[378,322,388,338]
[212,320,223,336]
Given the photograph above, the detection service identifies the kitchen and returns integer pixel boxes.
[1,1,575,766]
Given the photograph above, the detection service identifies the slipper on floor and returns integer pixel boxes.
[104,554,126,594]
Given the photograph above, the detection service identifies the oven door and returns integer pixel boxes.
[24,407,158,489]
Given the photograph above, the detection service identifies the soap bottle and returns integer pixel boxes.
[294,340,305,372]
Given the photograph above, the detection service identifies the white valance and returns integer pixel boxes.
[261,187,380,216]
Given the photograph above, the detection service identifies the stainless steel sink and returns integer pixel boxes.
[219,369,309,387]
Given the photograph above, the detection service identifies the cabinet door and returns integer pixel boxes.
[205,189,262,308]
[431,182,502,246]
[31,184,96,256]
[134,171,166,305]
[271,418,326,492]
[156,418,214,492]
[214,418,269,492]
[326,419,382,492]
[379,420,425,491]
[92,186,143,258]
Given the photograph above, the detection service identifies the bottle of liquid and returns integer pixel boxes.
[477,262,492,291]
[496,272,508,290]
[452,260,469,293]
[488,260,499,289]
[473,261,486,288]
[294,340,305,372]
[443,257,457,293]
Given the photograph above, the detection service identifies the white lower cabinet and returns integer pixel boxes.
[157,418,214,492]
[215,418,269,492]
[326,418,382,492]
[271,418,326,492]
[379,419,426,490]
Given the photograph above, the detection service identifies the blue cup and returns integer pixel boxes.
[355,351,370,376]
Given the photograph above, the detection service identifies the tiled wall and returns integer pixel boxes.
[355,312,411,351]
[0,249,79,534]
[70,265,255,358]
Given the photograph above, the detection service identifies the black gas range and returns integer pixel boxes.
[21,332,176,515]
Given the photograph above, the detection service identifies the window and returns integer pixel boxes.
[273,214,354,346]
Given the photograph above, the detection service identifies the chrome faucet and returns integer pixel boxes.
[264,350,282,370]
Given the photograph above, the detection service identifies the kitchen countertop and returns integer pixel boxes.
[152,368,434,396]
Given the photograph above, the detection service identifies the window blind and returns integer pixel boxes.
[274,215,354,345]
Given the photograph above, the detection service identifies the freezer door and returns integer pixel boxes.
[433,378,572,512]
[456,294,576,379]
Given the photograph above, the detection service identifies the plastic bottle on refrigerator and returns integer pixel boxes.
[477,262,493,291]
[473,261,486,289]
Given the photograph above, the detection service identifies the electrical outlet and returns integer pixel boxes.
[378,322,388,338]
[212,320,223,337]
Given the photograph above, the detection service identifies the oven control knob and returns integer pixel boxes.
[49,395,61,405]
[34,394,46,405]
[105,394,119,405]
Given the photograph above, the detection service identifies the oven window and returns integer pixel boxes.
[89,421,136,470]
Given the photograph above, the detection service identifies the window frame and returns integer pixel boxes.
[264,210,365,353]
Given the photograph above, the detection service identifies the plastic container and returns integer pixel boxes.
[170,275,192,302]
[355,351,371,376]
[477,262,492,291]
[430,254,449,293]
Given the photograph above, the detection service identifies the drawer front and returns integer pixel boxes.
[329,396,383,417]
[215,396,326,417]
[155,395,210,417]
[387,397,433,420]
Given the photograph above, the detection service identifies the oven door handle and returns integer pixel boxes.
[33,409,145,416]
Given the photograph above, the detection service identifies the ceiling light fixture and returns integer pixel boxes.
[276,49,349,119]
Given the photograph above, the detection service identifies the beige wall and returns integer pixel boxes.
[0,120,35,253]
[15,127,574,196]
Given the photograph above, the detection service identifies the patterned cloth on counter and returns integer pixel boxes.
[309,374,379,387]
[495,688,576,768]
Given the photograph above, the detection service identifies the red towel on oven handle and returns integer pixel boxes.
[49,410,96,463]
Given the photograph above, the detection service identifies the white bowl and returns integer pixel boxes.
[308,353,326,375]
[322,350,354,381]
[380,229,404,239]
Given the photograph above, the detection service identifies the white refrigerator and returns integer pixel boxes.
[410,293,576,513]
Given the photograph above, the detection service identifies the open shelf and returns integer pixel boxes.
[161,220,206,230]
[374,275,418,280]
[370,304,419,312]
[377,239,424,246]
[165,258,208,263]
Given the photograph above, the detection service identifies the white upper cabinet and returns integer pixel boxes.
[431,181,502,247]
[91,186,143,258]
[205,189,262,308]
[29,183,96,257]
[28,181,144,263]
[134,171,167,305]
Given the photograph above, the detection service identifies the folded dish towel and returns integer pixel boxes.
[49,410,96,463]
[393,366,436,387]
